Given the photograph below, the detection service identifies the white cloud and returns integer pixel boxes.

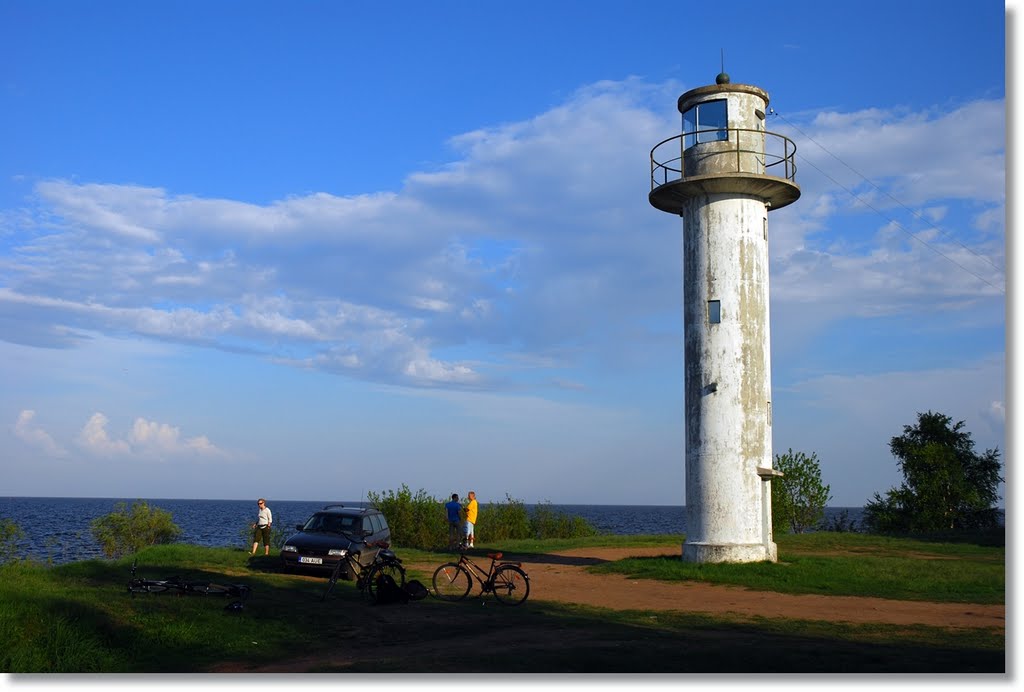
[78,412,131,456]
[0,80,1005,394]
[129,417,227,458]
[13,409,67,457]
[34,181,164,243]
[795,100,1004,204]
[75,412,226,460]
[767,98,1005,339]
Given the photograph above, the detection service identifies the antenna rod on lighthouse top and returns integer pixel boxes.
[720,48,724,73]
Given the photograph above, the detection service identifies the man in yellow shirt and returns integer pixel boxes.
[463,491,478,548]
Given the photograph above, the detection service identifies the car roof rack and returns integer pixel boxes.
[322,504,376,513]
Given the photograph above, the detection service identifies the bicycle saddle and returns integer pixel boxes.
[488,552,503,560]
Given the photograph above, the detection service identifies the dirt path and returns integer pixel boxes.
[471,546,1004,630]
[402,546,1004,630]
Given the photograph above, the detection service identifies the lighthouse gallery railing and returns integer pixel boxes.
[650,127,798,191]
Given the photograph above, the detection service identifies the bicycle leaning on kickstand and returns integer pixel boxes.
[431,550,530,605]
[321,534,406,604]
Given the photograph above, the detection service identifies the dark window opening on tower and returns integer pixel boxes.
[683,99,728,150]
[708,300,721,324]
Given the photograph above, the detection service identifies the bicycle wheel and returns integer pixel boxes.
[490,565,530,606]
[364,561,407,604]
[188,582,236,596]
[432,562,472,601]
[322,559,346,601]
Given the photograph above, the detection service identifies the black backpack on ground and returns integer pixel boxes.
[373,573,409,605]
[403,579,428,601]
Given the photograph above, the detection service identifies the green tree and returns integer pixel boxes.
[89,500,182,558]
[771,449,832,534]
[863,411,1003,533]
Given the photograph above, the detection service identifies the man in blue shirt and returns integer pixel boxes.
[444,493,463,549]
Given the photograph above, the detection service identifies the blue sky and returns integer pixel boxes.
[0,1,1007,507]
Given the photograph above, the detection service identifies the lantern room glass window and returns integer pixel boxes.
[683,99,728,150]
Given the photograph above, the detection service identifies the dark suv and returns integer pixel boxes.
[280,505,392,578]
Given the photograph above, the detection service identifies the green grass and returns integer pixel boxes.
[0,533,1005,673]
[0,547,322,672]
[590,532,1005,604]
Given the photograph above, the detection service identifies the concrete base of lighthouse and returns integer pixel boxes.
[682,541,777,564]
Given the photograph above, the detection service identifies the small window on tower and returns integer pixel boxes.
[708,300,721,324]
[682,99,728,149]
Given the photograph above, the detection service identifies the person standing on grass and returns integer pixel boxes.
[251,498,273,556]
[445,493,462,549]
[463,491,478,548]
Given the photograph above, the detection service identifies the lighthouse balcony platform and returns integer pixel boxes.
[649,128,801,213]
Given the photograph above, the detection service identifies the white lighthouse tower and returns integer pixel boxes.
[649,73,800,563]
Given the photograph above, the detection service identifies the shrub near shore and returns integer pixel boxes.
[367,485,597,549]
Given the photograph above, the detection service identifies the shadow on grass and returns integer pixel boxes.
[297,600,1005,674]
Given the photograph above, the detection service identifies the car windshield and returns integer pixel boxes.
[303,513,360,534]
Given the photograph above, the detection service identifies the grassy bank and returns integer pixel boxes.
[0,534,1004,673]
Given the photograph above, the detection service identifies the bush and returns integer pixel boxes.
[478,495,533,541]
[366,487,599,549]
[367,485,446,549]
[477,496,599,542]
[0,519,25,563]
[89,501,182,558]
[529,501,599,539]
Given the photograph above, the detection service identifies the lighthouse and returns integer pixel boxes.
[649,73,800,563]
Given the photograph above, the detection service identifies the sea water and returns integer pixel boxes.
[0,496,867,565]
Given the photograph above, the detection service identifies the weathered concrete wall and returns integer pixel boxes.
[681,192,774,562]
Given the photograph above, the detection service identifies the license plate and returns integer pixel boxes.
[299,556,323,565]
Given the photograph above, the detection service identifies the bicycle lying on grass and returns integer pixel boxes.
[432,550,530,605]
[127,560,252,608]
[321,536,407,604]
